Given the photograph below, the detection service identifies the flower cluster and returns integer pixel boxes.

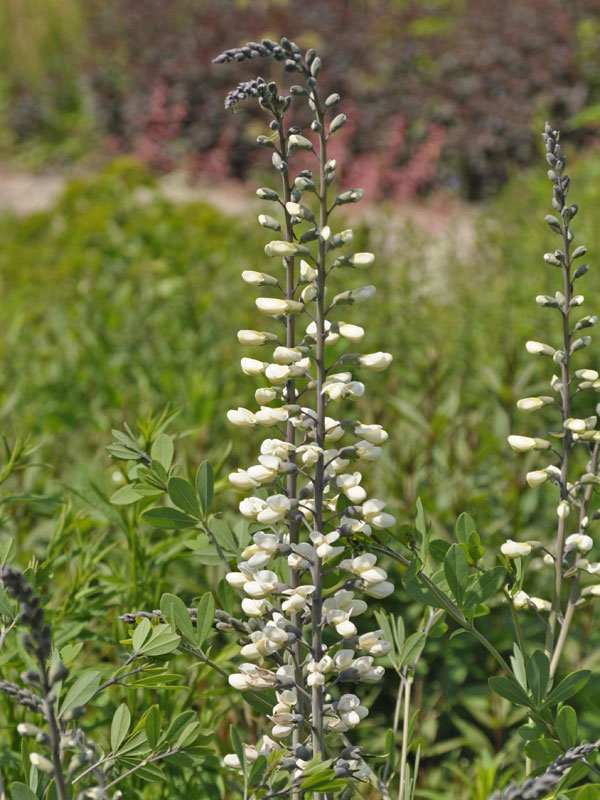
[505,125,600,657]
[216,38,395,786]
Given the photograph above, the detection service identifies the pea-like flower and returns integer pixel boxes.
[565,533,593,553]
[501,539,533,558]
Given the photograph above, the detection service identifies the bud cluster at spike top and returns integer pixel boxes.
[216,38,395,781]
[505,123,600,612]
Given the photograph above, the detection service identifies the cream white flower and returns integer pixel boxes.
[512,590,531,610]
[256,297,303,316]
[273,346,304,364]
[526,469,550,488]
[309,530,344,562]
[242,270,278,286]
[339,322,364,342]
[254,406,289,426]
[261,438,296,460]
[241,357,267,376]
[324,418,345,441]
[246,455,282,485]
[507,435,537,453]
[337,472,367,504]
[354,423,388,445]
[237,329,274,346]
[349,252,375,268]
[241,597,272,617]
[256,495,291,525]
[241,622,289,659]
[228,469,260,490]
[306,319,339,344]
[224,744,259,769]
[565,533,593,554]
[557,500,570,520]
[351,655,385,682]
[361,499,396,529]
[337,694,369,728]
[354,440,382,461]
[516,397,545,412]
[357,630,393,656]
[227,407,256,427]
[564,418,587,434]
[526,340,554,356]
[357,352,393,371]
[242,531,281,568]
[242,569,282,598]
[296,444,323,467]
[300,259,317,282]
[228,663,278,690]
[265,363,292,384]
[255,387,278,404]
[281,585,315,613]
[363,580,394,598]
[501,539,533,558]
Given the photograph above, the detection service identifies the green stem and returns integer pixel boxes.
[373,545,513,676]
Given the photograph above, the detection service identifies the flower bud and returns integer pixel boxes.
[30,753,55,775]
[516,397,545,412]
[526,340,555,357]
[526,469,550,487]
[557,500,570,520]
[501,539,533,558]
[242,270,278,286]
[288,134,314,152]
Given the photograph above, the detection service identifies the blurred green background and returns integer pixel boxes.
[3,1,600,798]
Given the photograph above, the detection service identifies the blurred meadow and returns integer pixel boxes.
[3,1,600,798]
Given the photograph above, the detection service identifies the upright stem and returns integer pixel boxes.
[550,443,599,675]
[276,118,307,798]
[311,89,328,766]
[398,675,412,800]
[546,206,573,656]
[41,676,68,800]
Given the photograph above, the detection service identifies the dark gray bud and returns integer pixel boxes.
[21,670,41,686]
[48,661,69,686]
[295,745,312,760]
[574,262,589,280]
[305,48,317,65]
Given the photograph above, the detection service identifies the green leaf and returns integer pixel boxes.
[151,434,174,471]
[444,544,469,606]
[139,624,181,657]
[132,618,152,652]
[402,560,444,609]
[196,462,213,516]
[544,670,591,708]
[399,632,426,669]
[165,711,196,745]
[0,584,15,618]
[575,782,600,799]
[144,705,161,749]
[195,593,216,647]
[556,705,578,750]
[488,676,533,709]
[463,566,505,607]
[176,721,202,749]
[217,577,236,614]
[231,726,246,774]
[111,703,131,752]
[526,650,551,708]
[167,477,200,519]
[59,670,101,717]
[210,518,238,554]
[110,484,143,505]
[524,737,562,762]
[517,721,545,741]
[248,754,267,787]
[455,512,476,543]
[142,507,197,530]
[428,538,451,562]
[11,783,38,800]
[160,593,196,645]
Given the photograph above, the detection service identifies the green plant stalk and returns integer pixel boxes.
[398,674,412,800]
[275,112,307,769]
[550,443,599,675]
[372,545,513,676]
[546,205,573,658]
[311,83,329,782]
